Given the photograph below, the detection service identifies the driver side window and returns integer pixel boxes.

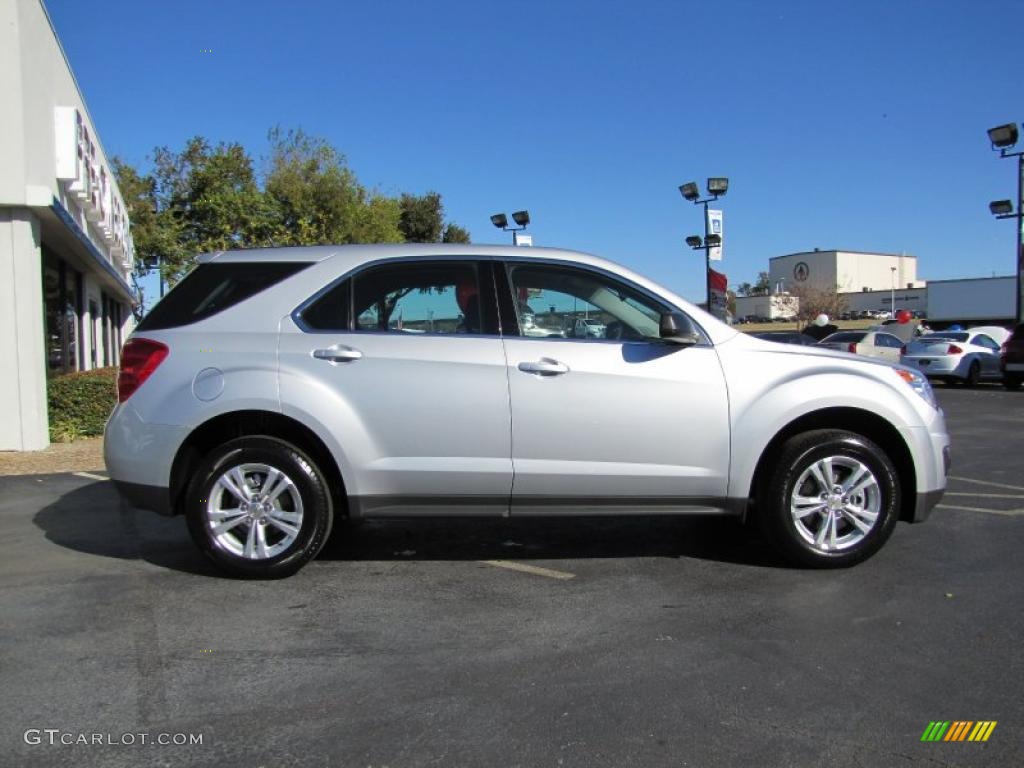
[506,264,667,341]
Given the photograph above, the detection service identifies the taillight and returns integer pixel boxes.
[947,344,963,355]
[900,345,907,355]
[117,338,169,403]
[848,342,857,353]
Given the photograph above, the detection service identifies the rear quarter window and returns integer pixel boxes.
[137,262,311,331]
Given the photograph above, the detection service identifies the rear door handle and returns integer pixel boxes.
[313,345,363,363]
[518,359,569,376]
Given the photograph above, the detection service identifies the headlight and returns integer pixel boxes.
[894,366,939,409]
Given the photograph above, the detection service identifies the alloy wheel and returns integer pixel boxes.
[205,462,304,560]
[790,455,881,553]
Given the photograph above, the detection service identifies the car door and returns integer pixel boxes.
[498,260,731,514]
[873,333,903,362]
[278,258,513,516]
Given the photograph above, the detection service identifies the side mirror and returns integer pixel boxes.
[659,312,700,346]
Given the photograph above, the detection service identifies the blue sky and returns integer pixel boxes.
[48,0,1024,304]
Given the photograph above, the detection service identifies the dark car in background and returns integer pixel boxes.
[1001,324,1024,390]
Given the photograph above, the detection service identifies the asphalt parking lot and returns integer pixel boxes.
[1,385,1022,767]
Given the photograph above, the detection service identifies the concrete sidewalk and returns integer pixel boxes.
[0,436,105,475]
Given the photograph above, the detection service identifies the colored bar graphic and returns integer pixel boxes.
[921,721,996,742]
[921,721,949,741]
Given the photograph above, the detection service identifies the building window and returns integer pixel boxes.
[89,300,99,369]
[42,249,82,374]
[101,292,111,366]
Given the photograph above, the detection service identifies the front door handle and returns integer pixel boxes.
[313,345,363,363]
[518,359,569,376]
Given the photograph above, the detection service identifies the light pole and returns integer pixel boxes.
[491,210,531,245]
[986,122,1023,324]
[890,266,896,319]
[679,178,728,314]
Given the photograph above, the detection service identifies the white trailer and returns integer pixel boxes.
[926,276,1015,323]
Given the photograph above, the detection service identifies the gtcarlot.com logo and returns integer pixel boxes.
[24,729,203,747]
[921,721,997,742]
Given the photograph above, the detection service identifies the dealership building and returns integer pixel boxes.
[1,0,135,450]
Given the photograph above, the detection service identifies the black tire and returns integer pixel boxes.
[966,361,981,388]
[1004,375,1022,391]
[185,436,333,578]
[758,429,899,568]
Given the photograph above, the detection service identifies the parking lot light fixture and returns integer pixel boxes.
[679,182,700,202]
[985,122,1024,323]
[679,176,730,313]
[685,235,703,248]
[491,210,530,244]
[988,123,1019,150]
[990,199,1014,217]
[707,177,729,196]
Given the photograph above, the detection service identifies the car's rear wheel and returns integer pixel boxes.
[185,436,333,578]
[966,361,981,387]
[759,429,899,568]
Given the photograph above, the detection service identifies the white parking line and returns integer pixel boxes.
[480,560,576,580]
[950,476,1024,492]
[72,471,109,481]
[945,492,1024,499]
[937,504,1024,517]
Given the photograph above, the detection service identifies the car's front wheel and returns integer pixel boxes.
[759,429,899,568]
[185,436,333,578]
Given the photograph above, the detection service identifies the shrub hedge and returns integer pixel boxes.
[47,367,118,442]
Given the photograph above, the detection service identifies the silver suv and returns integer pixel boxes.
[105,245,949,578]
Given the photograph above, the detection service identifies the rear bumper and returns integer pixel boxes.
[112,480,174,516]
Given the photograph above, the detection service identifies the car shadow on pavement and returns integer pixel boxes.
[32,480,222,577]
[319,515,784,568]
[33,481,784,574]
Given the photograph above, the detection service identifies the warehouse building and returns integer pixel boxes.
[0,0,135,450]
[769,249,924,295]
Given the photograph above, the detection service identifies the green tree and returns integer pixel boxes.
[442,222,471,243]
[753,271,772,295]
[398,192,444,243]
[264,127,403,246]
[145,137,276,284]
[114,128,469,295]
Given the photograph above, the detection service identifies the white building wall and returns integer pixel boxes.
[0,210,48,450]
[0,0,137,450]
[770,250,921,295]
[769,251,839,294]
[835,252,919,293]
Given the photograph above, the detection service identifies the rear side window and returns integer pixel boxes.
[137,262,310,331]
[352,261,482,335]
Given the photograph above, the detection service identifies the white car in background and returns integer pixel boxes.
[816,330,905,363]
[900,330,1003,385]
[967,325,1010,347]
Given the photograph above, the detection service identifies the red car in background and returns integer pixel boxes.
[1001,324,1024,390]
